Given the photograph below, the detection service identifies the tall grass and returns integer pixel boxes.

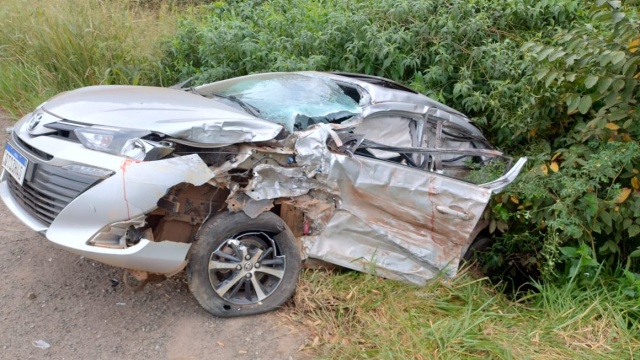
[292,268,640,359]
[0,0,176,117]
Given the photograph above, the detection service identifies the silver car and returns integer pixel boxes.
[1,72,526,317]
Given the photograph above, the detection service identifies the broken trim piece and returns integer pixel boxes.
[358,140,505,157]
[479,157,528,193]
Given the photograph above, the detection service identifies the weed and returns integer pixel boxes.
[0,0,177,117]
[292,268,640,359]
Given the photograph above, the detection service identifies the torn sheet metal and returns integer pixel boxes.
[480,157,528,193]
[291,123,335,176]
[305,154,492,286]
[245,165,324,200]
[242,124,496,285]
[227,192,274,219]
[243,124,336,200]
[174,119,283,146]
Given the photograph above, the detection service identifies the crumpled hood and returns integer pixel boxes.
[41,85,283,143]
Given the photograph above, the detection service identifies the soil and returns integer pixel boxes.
[0,113,312,360]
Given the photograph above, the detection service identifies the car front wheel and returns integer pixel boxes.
[187,211,301,317]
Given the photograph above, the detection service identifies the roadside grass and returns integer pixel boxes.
[292,267,640,359]
[0,0,177,117]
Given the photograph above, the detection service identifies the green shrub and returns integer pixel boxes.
[160,0,632,286]
[161,0,583,149]
[486,141,640,281]
[488,0,640,284]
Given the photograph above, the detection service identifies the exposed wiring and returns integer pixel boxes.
[196,187,220,239]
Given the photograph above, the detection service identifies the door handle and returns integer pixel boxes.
[435,205,474,221]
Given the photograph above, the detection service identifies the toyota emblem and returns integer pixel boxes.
[28,113,43,131]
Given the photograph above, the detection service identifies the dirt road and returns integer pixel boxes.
[0,114,311,360]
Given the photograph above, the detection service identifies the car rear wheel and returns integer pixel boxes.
[463,236,492,262]
[187,211,301,317]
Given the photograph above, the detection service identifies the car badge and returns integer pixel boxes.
[28,113,43,132]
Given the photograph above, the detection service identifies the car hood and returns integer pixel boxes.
[41,85,283,144]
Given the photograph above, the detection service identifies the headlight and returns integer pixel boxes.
[74,127,151,160]
[74,127,174,161]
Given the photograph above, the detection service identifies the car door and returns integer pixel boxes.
[304,108,496,285]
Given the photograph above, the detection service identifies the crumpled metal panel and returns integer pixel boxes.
[175,120,283,146]
[305,154,492,285]
[243,124,494,285]
[291,123,334,175]
[245,165,324,200]
[245,124,335,200]
[40,85,285,145]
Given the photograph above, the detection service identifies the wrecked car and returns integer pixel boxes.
[1,72,526,317]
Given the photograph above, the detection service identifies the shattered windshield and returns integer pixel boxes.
[202,73,362,132]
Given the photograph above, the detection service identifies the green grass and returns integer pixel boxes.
[291,267,640,359]
[0,0,178,117]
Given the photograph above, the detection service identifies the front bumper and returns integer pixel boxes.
[0,119,215,274]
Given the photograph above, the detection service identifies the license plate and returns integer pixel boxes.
[2,143,28,185]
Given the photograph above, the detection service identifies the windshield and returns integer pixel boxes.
[198,73,362,132]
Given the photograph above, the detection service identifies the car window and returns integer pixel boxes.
[202,73,362,132]
[354,115,414,160]
[422,118,509,183]
[350,112,509,184]
[421,120,477,178]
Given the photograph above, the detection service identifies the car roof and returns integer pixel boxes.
[308,72,467,119]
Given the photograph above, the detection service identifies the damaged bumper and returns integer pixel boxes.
[2,169,190,273]
[0,122,214,274]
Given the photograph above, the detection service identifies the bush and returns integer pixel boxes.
[167,0,640,287]
[491,0,640,284]
[162,0,583,147]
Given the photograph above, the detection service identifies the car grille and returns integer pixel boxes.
[14,135,54,161]
[6,144,103,226]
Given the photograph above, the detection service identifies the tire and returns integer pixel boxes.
[463,236,492,262]
[187,211,301,317]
